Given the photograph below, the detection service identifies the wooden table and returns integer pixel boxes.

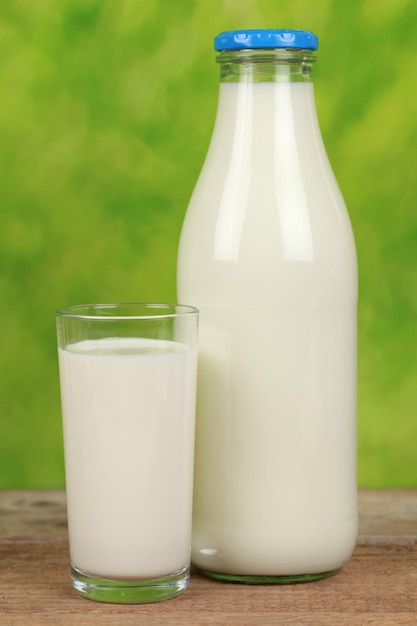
[0,490,416,625]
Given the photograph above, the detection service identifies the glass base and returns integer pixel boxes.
[71,564,189,603]
[196,567,339,585]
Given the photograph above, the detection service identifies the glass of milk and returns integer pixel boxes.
[56,303,199,603]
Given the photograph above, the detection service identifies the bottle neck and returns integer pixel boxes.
[216,49,316,83]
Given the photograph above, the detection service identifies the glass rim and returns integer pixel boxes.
[56,302,199,321]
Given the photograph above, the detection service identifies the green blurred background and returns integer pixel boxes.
[0,0,416,488]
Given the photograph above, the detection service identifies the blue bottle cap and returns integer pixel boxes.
[214,29,318,51]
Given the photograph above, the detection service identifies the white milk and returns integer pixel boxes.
[59,337,197,579]
[177,81,358,576]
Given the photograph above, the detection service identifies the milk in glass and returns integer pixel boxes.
[59,337,197,579]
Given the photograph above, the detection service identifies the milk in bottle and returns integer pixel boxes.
[177,29,358,582]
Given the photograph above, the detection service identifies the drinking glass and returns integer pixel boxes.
[56,303,199,603]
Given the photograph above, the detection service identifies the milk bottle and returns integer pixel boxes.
[177,29,358,582]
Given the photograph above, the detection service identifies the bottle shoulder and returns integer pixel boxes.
[177,81,357,301]
[185,81,346,230]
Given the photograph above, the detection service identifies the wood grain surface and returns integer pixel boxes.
[1,490,417,625]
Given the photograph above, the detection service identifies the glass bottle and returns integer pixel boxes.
[177,29,358,583]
